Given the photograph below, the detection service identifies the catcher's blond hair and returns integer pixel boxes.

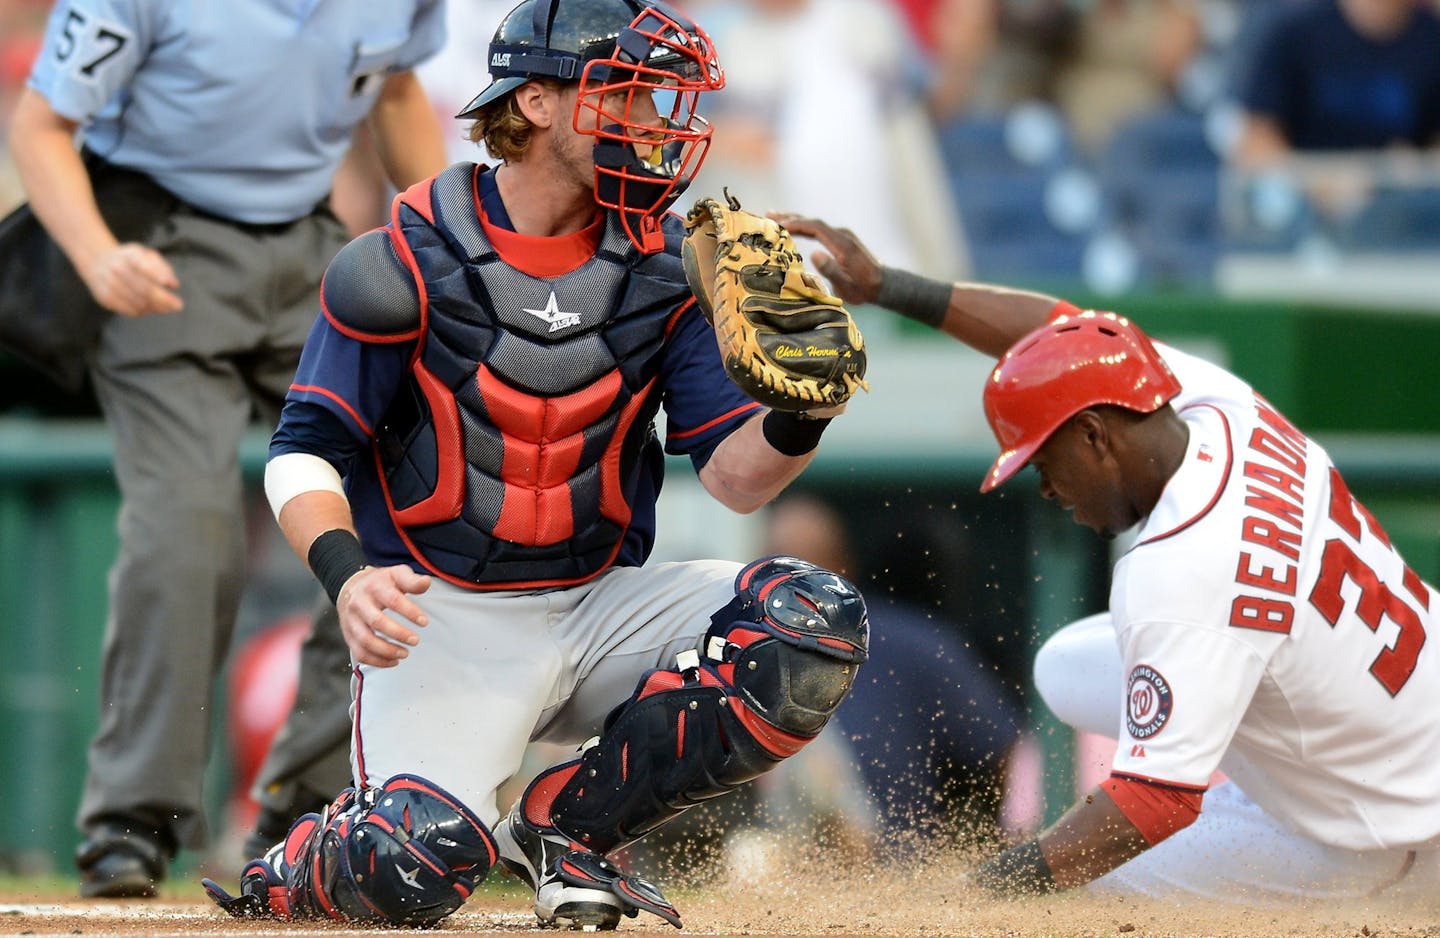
[465,80,563,163]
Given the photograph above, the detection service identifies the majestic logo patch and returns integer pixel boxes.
[1126,664,1173,740]
[523,291,582,333]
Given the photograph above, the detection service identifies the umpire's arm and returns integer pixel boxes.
[9,88,182,317]
[366,71,448,190]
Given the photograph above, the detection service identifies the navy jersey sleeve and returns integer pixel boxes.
[659,303,762,470]
[276,313,412,453]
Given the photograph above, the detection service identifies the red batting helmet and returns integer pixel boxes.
[979,310,1181,493]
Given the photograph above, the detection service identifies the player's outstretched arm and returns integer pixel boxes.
[971,784,1151,897]
[772,213,1059,359]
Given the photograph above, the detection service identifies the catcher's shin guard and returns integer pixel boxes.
[533,556,869,855]
[203,774,496,926]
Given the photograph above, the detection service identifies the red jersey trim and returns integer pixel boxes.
[477,181,605,278]
[289,384,374,437]
[1109,769,1210,793]
[351,665,369,789]
[1133,403,1233,550]
[1102,773,1205,846]
[669,401,763,440]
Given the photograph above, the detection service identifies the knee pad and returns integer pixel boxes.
[712,554,869,736]
[536,556,869,854]
[216,775,497,926]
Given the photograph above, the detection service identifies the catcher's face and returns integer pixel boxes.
[571,3,724,251]
[574,82,666,153]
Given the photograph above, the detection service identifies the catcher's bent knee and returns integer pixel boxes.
[526,556,869,853]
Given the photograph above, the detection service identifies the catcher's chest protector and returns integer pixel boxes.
[379,164,692,588]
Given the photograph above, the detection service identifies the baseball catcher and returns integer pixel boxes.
[682,193,868,413]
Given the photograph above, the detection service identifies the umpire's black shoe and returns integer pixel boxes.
[76,822,168,899]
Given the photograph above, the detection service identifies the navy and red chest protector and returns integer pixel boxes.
[377,165,692,589]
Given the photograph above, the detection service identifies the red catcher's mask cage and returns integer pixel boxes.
[575,2,724,253]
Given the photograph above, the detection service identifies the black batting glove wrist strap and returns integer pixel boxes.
[875,266,951,328]
[308,528,369,605]
[971,840,1058,898]
[761,411,833,456]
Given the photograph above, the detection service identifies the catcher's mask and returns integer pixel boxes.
[980,311,1180,494]
[458,0,724,254]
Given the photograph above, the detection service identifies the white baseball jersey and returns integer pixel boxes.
[1106,343,1440,851]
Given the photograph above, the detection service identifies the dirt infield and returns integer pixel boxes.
[3,862,1437,938]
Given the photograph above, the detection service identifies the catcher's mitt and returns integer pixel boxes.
[681,192,867,412]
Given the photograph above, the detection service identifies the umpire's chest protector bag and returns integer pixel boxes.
[0,151,178,392]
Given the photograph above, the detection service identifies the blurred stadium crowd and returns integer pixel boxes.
[6,0,1440,303]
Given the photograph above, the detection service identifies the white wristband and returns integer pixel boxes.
[264,452,346,522]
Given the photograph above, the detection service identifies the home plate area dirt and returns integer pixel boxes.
[2,852,1436,938]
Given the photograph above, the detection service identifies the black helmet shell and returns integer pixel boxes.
[456,0,649,117]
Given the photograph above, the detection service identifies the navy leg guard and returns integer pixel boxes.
[203,774,496,926]
[532,556,869,855]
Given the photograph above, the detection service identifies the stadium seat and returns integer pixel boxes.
[950,171,1087,283]
[1096,107,1222,288]
[938,104,1074,176]
[1335,187,1440,253]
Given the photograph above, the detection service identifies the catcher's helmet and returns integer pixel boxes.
[458,0,724,253]
[979,311,1181,493]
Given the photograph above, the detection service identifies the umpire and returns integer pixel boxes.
[8,0,448,898]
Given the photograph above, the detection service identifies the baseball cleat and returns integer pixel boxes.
[494,805,624,930]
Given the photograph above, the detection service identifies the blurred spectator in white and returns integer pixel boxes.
[690,0,969,281]
[1231,0,1440,168]
[416,0,517,163]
